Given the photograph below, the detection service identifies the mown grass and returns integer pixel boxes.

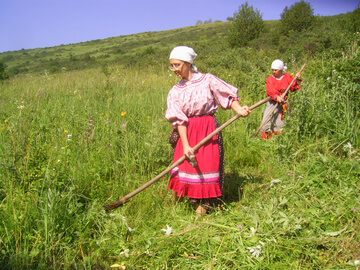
[1,13,360,270]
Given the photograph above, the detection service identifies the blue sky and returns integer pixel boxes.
[0,0,358,53]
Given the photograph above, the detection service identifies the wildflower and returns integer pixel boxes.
[237,225,243,229]
[270,179,282,187]
[247,240,265,258]
[110,144,113,147]
[355,260,360,266]
[228,74,231,77]
[327,77,331,80]
[344,142,357,156]
[128,227,135,232]
[247,245,262,258]
[352,209,359,213]
[64,130,69,133]
[122,122,126,127]
[161,225,173,236]
[110,263,126,269]
[121,112,127,117]
[266,237,277,243]
[17,105,25,110]
[120,249,130,258]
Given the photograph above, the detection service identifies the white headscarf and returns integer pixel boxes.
[169,46,198,72]
[271,59,287,71]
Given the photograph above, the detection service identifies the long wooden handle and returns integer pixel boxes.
[252,63,306,137]
[103,96,271,211]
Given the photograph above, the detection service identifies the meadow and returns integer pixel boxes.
[0,12,360,269]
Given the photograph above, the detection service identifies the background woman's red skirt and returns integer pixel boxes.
[169,115,222,199]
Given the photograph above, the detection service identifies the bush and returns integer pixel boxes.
[0,60,9,80]
[280,0,315,33]
[227,1,265,47]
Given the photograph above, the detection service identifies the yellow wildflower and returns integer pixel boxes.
[121,112,127,117]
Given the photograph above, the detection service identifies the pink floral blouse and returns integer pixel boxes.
[166,72,240,128]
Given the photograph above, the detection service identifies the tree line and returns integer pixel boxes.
[227,0,359,48]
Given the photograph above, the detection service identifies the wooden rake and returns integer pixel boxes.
[103,96,271,211]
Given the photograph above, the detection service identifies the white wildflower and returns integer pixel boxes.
[270,179,282,187]
[327,77,331,80]
[250,227,257,237]
[128,227,135,232]
[247,240,267,258]
[161,224,173,236]
[247,245,262,258]
[120,249,130,258]
[354,260,360,266]
[343,142,357,156]
[266,236,277,243]
[17,105,25,110]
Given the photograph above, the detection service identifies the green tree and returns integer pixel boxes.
[280,0,314,33]
[0,60,9,80]
[344,4,360,33]
[227,2,265,47]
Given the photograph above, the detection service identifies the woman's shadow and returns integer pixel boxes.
[222,172,264,204]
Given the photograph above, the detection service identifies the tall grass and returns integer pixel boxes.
[1,36,359,269]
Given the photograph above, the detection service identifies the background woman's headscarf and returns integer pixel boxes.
[271,59,287,71]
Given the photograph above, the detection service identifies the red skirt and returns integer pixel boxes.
[169,115,222,199]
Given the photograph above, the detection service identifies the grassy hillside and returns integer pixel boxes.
[0,21,231,75]
[0,11,359,269]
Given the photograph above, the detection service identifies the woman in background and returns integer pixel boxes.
[261,59,302,139]
[166,46,251,215]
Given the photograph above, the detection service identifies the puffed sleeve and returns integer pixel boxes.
[208,74,240,109]
[165,88,188,128]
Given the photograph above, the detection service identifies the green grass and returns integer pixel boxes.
[0,13,360,270]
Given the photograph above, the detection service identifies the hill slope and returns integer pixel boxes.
[0,21,232,75]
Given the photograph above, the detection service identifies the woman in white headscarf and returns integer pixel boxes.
[260,59,302,139]
[165,46,251,215]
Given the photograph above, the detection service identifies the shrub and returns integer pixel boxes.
[227,1,265,47]
[0,60,9,80]
[280,0,315,33]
